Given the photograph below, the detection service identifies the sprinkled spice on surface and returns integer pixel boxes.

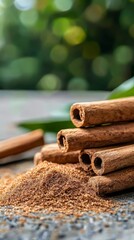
[0,162,117,215]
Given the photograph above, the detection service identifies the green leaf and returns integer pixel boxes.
[17,118,74,133]
[108,77,134,99]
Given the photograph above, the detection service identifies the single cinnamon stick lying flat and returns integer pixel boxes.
[57,122,134,152]
[70,97,134,127]
[89,167,134,195]
[0,130,44,159]
[34,143,79,165]
[91,144,134,175]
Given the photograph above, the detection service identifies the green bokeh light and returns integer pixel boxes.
[0,57,39,88]
[120,7,134,28]
[114,45,133,64]
[14,0,36,11]
[106,0,125,10]
[67,77,88,90]
[2,44,20,61]
[69,58,85,76]
[54,0,73,12]
[52,18,71,37]
[0,0,13,8]
[20,9,38,27]
[50,44,68,63]
[92,56,109,77]
[84,4,105,22]
[38,74,61,90]
[0,0,134,91]
[64,26,86,45]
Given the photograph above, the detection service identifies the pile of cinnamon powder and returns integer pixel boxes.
[0,162,117,215]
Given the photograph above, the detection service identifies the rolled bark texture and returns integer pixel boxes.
[79,146,116,172]
[79,144,130,172]
[57,122,134,152]
[70,97,134,127]
[91,144,134,175]
[41,143,79,164]
[89,167,134,195]
[0,130,44,159]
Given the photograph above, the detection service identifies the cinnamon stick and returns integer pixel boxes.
[79,147,112,172]
[70,97,134,127]
[34,143,79,165]
[79,143,130,172]
[91,144,134,175]
[0,130,44,159]
[89,167,134,195]
[57,122,134,152]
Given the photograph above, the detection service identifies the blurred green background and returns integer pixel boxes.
[0,0,134,91]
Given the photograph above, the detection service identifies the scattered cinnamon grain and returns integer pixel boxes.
[0,162,117,215]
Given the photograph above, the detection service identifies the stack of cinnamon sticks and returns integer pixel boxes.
[35,97,134,196]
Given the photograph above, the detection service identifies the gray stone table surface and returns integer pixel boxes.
[0,90,133,240]
[0,90,109,139]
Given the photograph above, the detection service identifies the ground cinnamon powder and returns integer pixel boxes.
[0,162,117,215]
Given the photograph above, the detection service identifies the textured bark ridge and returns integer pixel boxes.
[0,130,44,159]
[89,167,134,195]
[70,97,134,127]
[34,143,79,165]
[91,144,134,175]
[57,122,134,152]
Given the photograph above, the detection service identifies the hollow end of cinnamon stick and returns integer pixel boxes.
[57,123,134,152]
[57,132,68,152]
[91,143,134,175]
[70,104,85,127]
[92,157,103,175]
[70,97,134,127]
[81,153,91,165]
[79,152,92,171]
